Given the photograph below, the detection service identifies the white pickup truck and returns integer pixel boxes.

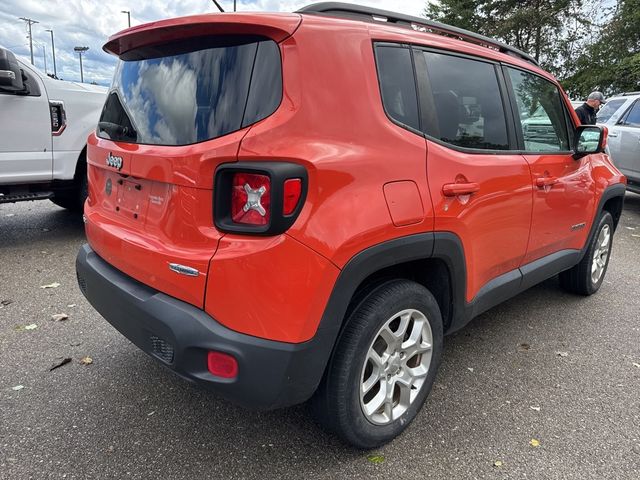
[0,46,106,211]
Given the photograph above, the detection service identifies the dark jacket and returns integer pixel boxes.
[575,103,597,125]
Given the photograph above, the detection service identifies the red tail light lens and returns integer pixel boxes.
[214,162,307,235]
[207,351,238,379]
[231,173,271,225]
[283,178,302,215]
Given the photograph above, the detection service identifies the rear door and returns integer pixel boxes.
[412,49,533,302]
[0,63,52,184]
[505,67,595,265]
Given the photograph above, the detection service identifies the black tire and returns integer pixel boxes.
[311,279,443,449]
[50,170,88,213]
[560,211,614,295]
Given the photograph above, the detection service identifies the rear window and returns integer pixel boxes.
[98,36,282,146]
[375,45,420,131]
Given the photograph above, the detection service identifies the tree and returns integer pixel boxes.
[425,0,487,33]
[563,0,640,97]
[425,0,589,72]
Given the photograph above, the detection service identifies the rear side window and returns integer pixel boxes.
[621,101,640,127]
[597,98,626,124]
[375,45,420,131]
[98,36,282,146]
[419,52,509,150]
[507,68,570,152]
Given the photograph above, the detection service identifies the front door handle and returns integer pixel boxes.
[442,182,480,197]
[536,176,559,188]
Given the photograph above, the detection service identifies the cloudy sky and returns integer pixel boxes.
[0,0,431,86]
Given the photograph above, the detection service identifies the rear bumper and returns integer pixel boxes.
[76,244,335,409]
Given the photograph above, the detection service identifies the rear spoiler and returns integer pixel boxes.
[103,13,301,56]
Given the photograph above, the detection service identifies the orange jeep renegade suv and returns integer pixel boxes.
[76,3,626,448]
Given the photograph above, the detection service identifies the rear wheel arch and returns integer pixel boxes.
[314,232,467,386]
[321,233,467,335]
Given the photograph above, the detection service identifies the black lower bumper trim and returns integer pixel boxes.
[75,244,337,410]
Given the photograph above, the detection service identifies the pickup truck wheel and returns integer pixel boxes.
[560,211,614,295]
[311,280,443,449]
[50,171,88,213]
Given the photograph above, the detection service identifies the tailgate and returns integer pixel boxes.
[85,19,287,308]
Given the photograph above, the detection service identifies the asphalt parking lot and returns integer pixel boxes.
[1,195,639,480]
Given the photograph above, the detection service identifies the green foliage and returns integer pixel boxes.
[424,0,640,98]
[564,0,640,96]
[425,0,486,33]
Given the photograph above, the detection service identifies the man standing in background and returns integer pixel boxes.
[575,91,607,124]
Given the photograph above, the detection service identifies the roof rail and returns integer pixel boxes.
[296,2,539,67]
[621,91,640,96]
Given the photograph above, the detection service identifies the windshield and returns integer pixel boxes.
[98,36,282,146]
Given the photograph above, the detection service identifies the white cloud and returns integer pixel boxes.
[1,0,432,85]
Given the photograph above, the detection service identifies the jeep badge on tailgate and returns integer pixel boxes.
[106,152,123,170]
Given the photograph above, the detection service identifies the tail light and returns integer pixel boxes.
[231,173,271,225]
[214,162,307,235]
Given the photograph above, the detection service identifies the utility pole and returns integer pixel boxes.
[234,0,236,12]
[121,10,131,28]
[45,29,56,78]
[211,0,225,12]
[18,17,39,65]
[74,46,89,83]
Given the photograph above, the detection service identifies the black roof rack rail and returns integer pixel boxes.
[296,2,539,67]
[621,91,640,96]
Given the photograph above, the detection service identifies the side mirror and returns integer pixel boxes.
[0,47,24,92]
[573,125,605,159]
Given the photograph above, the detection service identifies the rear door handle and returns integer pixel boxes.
[608,133,618,137]
[536,176,559,188]
[442,182,480,197]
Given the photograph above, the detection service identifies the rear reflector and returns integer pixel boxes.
[231,173,271,225]
[283,178,302,215]
[207,351,238,379]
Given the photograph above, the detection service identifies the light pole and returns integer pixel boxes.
[121,10,131,28]
[45,29,56,78]
[74,46,89,83]
[41,44,47,74]
[18,17,39,65]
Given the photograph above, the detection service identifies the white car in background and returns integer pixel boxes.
[0,46,106,211]
[597,92,640,194]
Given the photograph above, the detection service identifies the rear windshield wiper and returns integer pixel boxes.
[98,121,137,140]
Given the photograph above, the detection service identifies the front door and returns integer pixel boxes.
[0,62,52,185]
[505,67,595,264]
